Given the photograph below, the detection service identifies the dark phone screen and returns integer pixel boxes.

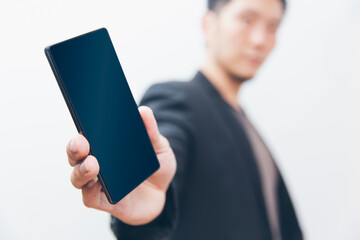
[47,28,159,203]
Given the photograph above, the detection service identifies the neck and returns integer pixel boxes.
[200,55,243,111]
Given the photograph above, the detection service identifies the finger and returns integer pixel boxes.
[82,180,114,213]
[138,106,169,153]
[66,134,90,166]
[82,179,102,208]
[70,155,99,189]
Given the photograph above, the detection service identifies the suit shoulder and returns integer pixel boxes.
[146,80,193,95]
[140,80,196,104]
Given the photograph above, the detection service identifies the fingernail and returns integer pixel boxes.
[70,139,77,153]
[80,160,88,173]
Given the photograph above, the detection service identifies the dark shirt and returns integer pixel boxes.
[110,71,303,240]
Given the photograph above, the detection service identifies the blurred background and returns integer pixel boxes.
[0,0,359,239]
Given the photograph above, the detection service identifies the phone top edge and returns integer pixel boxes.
[45,27,108,49]
[44,46,50,53]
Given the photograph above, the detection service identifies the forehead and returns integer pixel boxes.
[220,0,284,21]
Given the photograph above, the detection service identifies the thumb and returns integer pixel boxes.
[138,106,164,153]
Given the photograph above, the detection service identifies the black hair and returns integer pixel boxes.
[208,0,287,11]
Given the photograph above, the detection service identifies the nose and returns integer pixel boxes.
[249,25,268,49]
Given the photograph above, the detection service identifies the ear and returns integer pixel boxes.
[202,10,216,36]
[202,10,217,48]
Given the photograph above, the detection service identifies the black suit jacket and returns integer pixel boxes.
[111,71,303,240]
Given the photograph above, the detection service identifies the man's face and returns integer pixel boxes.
[204,0,284,80]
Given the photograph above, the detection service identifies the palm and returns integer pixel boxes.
[71,106,177,226]
[88,138,175,225]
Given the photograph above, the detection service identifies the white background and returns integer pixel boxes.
[0,0,359,239]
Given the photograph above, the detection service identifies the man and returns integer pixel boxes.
[66,0,303,239]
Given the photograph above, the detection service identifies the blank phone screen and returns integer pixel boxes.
[46,28,160,204]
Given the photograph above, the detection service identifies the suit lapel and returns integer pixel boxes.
[191,71,272,235]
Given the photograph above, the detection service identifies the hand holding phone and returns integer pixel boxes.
[67,106,177,226]
[45,28,177,224]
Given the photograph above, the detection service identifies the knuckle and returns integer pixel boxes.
[67,156,76,167]
[70,167,82,189]
[70,174,78,189]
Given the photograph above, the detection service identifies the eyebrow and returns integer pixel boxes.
[238,9,260,18]
[238,8,282,23]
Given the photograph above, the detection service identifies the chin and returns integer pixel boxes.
[228,69,256,83]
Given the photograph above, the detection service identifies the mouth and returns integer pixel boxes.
[246,57,261,66]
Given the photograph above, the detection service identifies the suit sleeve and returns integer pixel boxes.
[110,82,194,240]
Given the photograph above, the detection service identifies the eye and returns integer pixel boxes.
[240,15,254,25]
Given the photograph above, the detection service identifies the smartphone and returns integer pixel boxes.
[45,28,160,204]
